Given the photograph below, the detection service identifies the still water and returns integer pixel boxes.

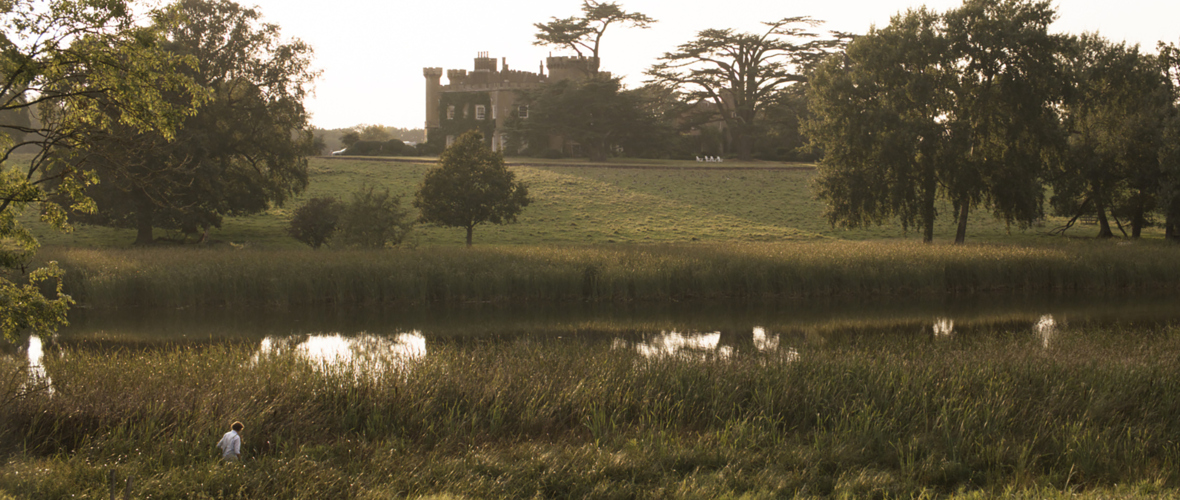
[6,293,1179,385]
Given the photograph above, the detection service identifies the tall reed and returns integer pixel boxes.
[37,240,1180,309]
[2,324,1178,497]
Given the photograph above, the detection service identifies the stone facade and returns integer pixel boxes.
[424,52,602,153]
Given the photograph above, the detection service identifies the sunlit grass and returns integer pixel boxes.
[24,157,1145,248]
[2,324,1179,497]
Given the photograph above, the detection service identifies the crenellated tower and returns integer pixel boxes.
[423,67,443,130]
[424,51,605,153]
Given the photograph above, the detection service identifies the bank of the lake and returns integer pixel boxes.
[36,240,1180,309]
[2,323,1179,498]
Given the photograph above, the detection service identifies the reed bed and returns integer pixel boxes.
[2,324,1179,498]
[37,240,1180,309]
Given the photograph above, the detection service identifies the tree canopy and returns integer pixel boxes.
[1161,41,1180,241]
[414,131,530,246]
[1050,35,1175,238]
[1,0,205,340]
[534,0,655,75]
[806,0,1066,243]
[68,0,318,245]
[647,17,848,161]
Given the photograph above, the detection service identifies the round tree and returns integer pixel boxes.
[414,131,531,246]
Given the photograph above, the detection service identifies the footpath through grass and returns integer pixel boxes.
[2,324,1179,498]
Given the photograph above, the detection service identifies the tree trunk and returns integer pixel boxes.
[1095,204,1114,239]
[134,204,154,246]
[734,132,752,162]
[954,202,969,245]
[465,226,474,247]
[921,173,936,243]
[1130,208,1144,239]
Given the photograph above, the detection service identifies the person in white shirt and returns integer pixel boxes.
[217,421,244,460]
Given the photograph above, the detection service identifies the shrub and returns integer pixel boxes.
[337,186,413,248]
[287,197,343,249]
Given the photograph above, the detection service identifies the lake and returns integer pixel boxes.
[10,292,1178,384]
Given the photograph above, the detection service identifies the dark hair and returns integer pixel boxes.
[231,421,244,432]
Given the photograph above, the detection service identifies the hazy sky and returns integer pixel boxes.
[238,0,1180,130]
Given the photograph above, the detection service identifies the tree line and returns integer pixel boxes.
[505,1,849,163]
[512,0,1180,243]
[314,124,426,155]
[804,0,1180,244]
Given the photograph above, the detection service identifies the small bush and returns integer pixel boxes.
[287,197,342,249]
[337,186,413,248]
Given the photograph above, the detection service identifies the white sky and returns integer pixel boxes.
[238,0,1180,130]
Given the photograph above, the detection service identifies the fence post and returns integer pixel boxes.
[108,469,116,500]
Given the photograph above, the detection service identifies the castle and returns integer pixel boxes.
[423,52,603,153]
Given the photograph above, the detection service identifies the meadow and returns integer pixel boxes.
[2,323,1179,498]
[26,156,1135,248]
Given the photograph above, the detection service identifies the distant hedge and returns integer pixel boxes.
[343,139,413,156]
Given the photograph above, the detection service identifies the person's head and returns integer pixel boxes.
[231,421,244,432]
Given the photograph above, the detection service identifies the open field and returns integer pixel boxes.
[25,156,1150,248]
[3,324,1179,498]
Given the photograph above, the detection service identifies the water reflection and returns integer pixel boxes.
[622,331,731,359]
[18,335,53,395]
[933,318,955,337]
[254,332,426,376]
[1035,315,1057,348]
[31,291,1180,371]
[752,327,779,351]
[614,326,798,360]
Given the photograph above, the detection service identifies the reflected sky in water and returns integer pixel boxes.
[613,326,799,360]
[629,331,730,359]
[1035,315,1057,349]
[254,332,426,376]
[8,293,1177,381]
[18,336,53,395]
[933,318,955,337]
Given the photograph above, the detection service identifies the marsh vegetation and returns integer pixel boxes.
[3,320,1179,498]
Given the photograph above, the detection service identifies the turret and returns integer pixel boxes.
[423,67,443,129]
[546,55,600,81]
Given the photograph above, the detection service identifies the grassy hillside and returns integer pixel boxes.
[25,156,1160,248]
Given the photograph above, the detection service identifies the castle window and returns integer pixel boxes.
[492,105,497,120]
[475,105,486,121]
[446,135,455,147]
[517,105,529,119]
[446,105,455,120]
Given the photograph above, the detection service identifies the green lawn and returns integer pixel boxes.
[24,156,1161,248]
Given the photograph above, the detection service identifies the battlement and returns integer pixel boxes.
[423,67,444,78]
[544,55,600,67]
[440,54,549,89]
[546,55,600,80]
